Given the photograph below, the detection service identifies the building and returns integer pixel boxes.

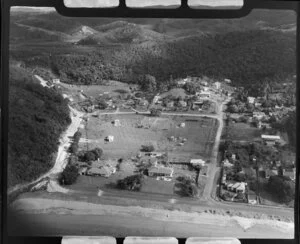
[254,102,262,108]
[190,159,206,166]
[178,100,187,107]
[213,82,221,90]
[148,166,174,178]
[153,95,161,104]
[253,111,266,120]
[224,78,231,84]
[231,182,247,193]
[200,81,208,86]
[197,91,211,98]
[265,169,278,179]
[113,119,121,126]
[105,135,114,142]
[247,97,255,104]
[53,78,60,84]
[179,122,185,128]
[261,135,280,146]
[166,101,174,108]
[202,86,209,92]
[283,168,296,181]
[223,159,234,168]
[86,167,112,177]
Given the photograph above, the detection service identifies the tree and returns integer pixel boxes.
[150,108,162,117]
[184,82,198,95]
[139,74,157,92]
[98,99,108,109]
[92,147,103,159]
[267,175,295,203]
[84,151,97,161]
[59,165,78,185]
[228,104,239,113]
[141,144,155,152]
[117,174,144,191]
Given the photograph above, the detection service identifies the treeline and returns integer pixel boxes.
[8,65,71,187]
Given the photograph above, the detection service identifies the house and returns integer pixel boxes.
[231,182,247,193]
[261,122,271,129]
[190,159,206,166]
[166,101,174,108]
[139,99,149,106]
[224,78,231,84]
[265,168,278,179]
[105,135,114,142]
[192,101,204,110]
[247,97,255,104]
[86,167,112,177]
[178,100,187,107]
[254,102,262,108]
[202,87,209,92]
[253,111,266,120]
[282,168,296,181]
[153,95,161,104]
[221,172,227,184]
[261,134,280,146]
[231,154,236,160]
[200,81,208,86]
[148,166,174,177]
[197,91,211,98]
[213,82,221,90]
[179,122,185,128]
[223,159,234,168]
[53,78,60,84]
[113,119,121,126]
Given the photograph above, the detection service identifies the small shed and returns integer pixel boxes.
[179,122,186,128]
[113,119,121,126]
[105,135,114,142]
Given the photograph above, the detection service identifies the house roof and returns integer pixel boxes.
[148,166,173,175]
[190,159,206,165]
[87,167,110,175]
[261,135,281,140]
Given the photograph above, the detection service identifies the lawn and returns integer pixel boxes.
[78,114,218,161]
[140,178,175,195]
[222,122,261,141]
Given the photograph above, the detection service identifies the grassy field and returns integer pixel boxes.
[140,178,175,195]
[222,122,261,141]
[79,114,218,161]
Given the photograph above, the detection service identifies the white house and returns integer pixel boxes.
[53,78,60,84]
[213,82,221,90]
[179,122,185,128]
[247,97,255,104]
[224,78,231,84]
[190,159,206,166]
[106,135,114,142]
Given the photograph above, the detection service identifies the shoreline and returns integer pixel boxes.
[9,197,294,238]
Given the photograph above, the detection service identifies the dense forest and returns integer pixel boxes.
[20,29,296,95]
[8,65,71,187]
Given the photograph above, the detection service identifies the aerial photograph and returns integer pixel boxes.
[7,2,296,238]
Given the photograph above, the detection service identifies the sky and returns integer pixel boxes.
[64,0,243,7]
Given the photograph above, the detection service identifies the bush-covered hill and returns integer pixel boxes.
[21,29,295,95]
[8,65,71,187]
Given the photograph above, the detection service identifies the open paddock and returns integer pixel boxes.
[79,114,218,162]
[222,122,261,141]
